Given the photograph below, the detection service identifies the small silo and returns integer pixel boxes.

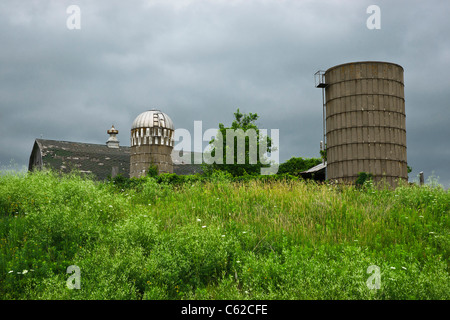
[130,109,175,177]
[324,61,407,187]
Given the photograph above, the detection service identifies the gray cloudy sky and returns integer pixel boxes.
[1,0,449,187]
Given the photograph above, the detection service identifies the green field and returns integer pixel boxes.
[0,170,448,299]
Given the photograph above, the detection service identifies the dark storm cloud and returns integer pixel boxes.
[0,0,449,186]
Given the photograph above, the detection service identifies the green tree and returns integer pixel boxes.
[204,108,273,176]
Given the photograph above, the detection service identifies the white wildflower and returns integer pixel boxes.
[202,225,206,228]
[197,218,201,222]
[402,267,407,270]
[390,267,396,270]
[221,235,225,237]
[8,270,13,274]
[22,270,28,274]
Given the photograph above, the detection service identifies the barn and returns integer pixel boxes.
[28,125,203,180]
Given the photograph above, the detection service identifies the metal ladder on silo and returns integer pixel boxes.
[315,70,328,179]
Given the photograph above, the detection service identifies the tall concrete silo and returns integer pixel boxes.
[130,109,175,178]
[323,61,407,187]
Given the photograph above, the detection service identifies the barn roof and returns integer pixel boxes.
[29,139,203,180]
[301,162,326,174]
[300,162,326,181]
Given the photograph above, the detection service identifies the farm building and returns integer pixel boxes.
[28,138,203,180]
[28,110,203,180]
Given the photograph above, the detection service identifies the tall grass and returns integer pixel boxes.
[0,170,448,299]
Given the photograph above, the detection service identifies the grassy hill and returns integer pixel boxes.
[0,170,448,299]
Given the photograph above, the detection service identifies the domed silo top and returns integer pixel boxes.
[130,109,175,148]
[131,109,174,130]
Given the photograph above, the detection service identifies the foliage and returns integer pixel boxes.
[355,172,373,188]
[0,169,448,300]
[204,108,272,177]
[278,157,322,176]
[147,164,159,178]
[320,144,327,162]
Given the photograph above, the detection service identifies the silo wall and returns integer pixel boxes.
[325,61,407,187]
[130,127,174,178]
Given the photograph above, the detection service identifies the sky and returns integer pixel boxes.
[0,0,449,187]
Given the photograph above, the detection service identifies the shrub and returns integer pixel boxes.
[355,172,373,188]
[147,164,159,178]
[1,168,448,300]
